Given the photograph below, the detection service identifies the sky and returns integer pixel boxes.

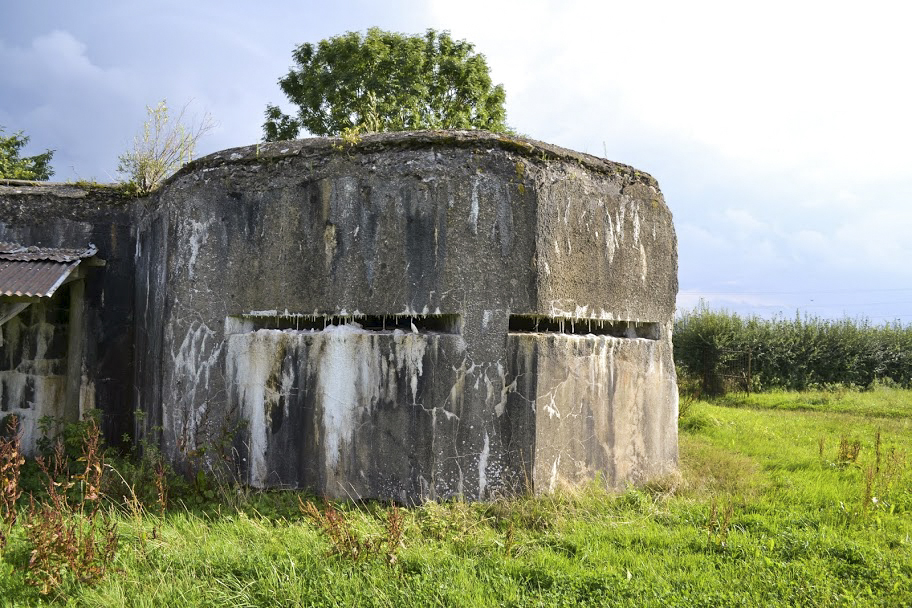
[2,0,911,322]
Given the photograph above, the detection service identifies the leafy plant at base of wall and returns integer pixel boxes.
[23,419,117,595]
[180,416,251,510]
[117,100,214,195]
[36,410,105,466]
[108,411,183,515]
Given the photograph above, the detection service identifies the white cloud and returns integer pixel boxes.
[722,209,768,235]
[0,30,145,179]
[429,0,912,181]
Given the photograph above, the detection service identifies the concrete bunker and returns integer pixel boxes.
[1,131,678,502]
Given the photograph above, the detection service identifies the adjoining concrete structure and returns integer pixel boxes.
[0,182,135,450]
[0,131,678,501]
[0,242,104,451]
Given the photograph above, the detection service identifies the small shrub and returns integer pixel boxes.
[104,437,183,514]
[385,504,405,566]
[117,99,214,195]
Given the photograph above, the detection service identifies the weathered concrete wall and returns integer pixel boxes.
[0,132,678,499]
[134,131,678,501]
[0,182,137,445]
[0,297,69,452]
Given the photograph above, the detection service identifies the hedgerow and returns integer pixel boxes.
[674,305,912,394]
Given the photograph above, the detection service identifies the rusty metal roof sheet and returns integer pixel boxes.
[0,243,98,298]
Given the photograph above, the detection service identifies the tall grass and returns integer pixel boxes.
[675,304,912,394]
[0,391,910,605]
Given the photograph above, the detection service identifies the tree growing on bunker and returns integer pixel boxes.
[0,127,54,180]
[263,27,509,141]
[118,100,215,195]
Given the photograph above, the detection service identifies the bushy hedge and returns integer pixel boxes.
[674,305,912,393]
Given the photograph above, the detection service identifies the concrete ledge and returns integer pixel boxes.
[176,130,660,189]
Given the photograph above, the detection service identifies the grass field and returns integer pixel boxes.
[1,387,910,606]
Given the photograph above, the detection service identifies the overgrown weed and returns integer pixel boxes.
[23,419,118,595]
[836,436,862,465]
[0,415,24,550]
[677,374,702,421]
[299,497,403,566]
[706,496,735,551]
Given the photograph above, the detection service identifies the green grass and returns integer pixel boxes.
[1,389,911,606]
[711,384,912,418]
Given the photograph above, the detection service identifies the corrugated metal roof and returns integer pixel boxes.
[0,242,97,263]
[0,243,98,298]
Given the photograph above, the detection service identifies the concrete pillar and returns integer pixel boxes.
[65,278,85,423]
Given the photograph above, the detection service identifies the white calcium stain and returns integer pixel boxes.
[544,393,560,419]
[617,201,626,243]
[0,371,66,454]
[478,431,490,498]
[172,323,222,393]
[633,207,640,245]
[532,335,673,488]
[79,376,95,419]
[226,332,276,485]
[32,320,54,362]
[639,243,648,282]
[549,455,561,492]
[604,213,617,264]
[317,326,381,476]
[493,362,515,417]
[183,218,212,280]
[483,368,495,406]
[229,322,434,489]
[392,330,427,403]
[469,177,480,234]
[169,322,224,458]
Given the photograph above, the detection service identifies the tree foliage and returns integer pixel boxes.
[0,128,54,180]
[117,100,214,195]
[263,28,508,140]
